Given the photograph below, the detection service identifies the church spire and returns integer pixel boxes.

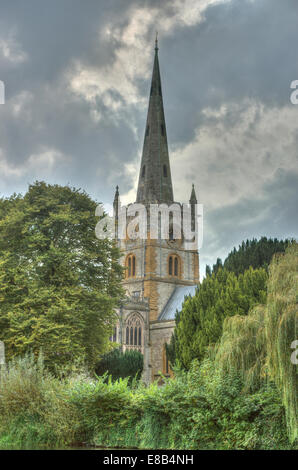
[136,39,174,205]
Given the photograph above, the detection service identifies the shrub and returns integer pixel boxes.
[0,353,83,448]
[95,348,143,384]
[0,354,294,450]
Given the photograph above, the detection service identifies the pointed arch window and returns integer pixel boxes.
[174,257,179,277]
[125,254,136,278]
[169,256,173,276]
[168,254,180,278]
[125,313,144,351]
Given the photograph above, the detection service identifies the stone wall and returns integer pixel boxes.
[150,319,175,381]
[116,220,199,384]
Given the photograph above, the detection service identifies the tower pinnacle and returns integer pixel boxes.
[189,184,197,204]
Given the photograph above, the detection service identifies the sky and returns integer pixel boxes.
[0,0,297,278]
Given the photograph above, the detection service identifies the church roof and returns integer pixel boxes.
[158,285,197,321]
[136,38,174,205]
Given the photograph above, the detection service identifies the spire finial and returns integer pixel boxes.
[155,31,158,51]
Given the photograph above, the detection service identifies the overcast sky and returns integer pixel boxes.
[0,0,297,278]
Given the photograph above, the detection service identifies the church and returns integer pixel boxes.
[112,39,200,384]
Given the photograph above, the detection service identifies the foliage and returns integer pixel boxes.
[95,348,143,383]
[165,309,182,367]
[265,243,298,442]
[0,353,83,447]
[206,237,290,277]
[171,266,267,369]
[0,354,294,450]
[0,182,124,371]
[215,305,267,392]
[215,243,298,442]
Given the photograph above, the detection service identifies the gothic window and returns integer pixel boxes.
[125,313,144,352]
[163,164,167,177]
[169,256,173,275]
[174,257,179,277]
[168,254,180,278]
[113,327,117,342]
[142,165,146,177]
[163,346,170,376]
[125,254,136,278]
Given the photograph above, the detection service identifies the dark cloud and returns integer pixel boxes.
[0,0,297,274]
[163,0,298,145]
[201,168,298,273]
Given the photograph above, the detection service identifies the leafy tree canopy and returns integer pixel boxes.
[0,182,124,371]
[215,242,298,442]
[95,348,143,383]
[206,237,290,277]
[167,266,268,370]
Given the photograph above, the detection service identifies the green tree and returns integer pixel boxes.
[223,237,290,275]
[165,308,182,366]
[171,266,268,369]
[95,348,143,383]
[215,243,298,443]
[0,182,123,371]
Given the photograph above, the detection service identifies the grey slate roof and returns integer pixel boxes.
[158,285,197,321]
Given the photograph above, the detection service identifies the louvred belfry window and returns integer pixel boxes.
[168,254,180,278]
[125,254,136,278]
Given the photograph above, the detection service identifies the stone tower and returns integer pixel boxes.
[113,39,200,384]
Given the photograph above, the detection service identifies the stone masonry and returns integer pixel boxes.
[113,40,199,384]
